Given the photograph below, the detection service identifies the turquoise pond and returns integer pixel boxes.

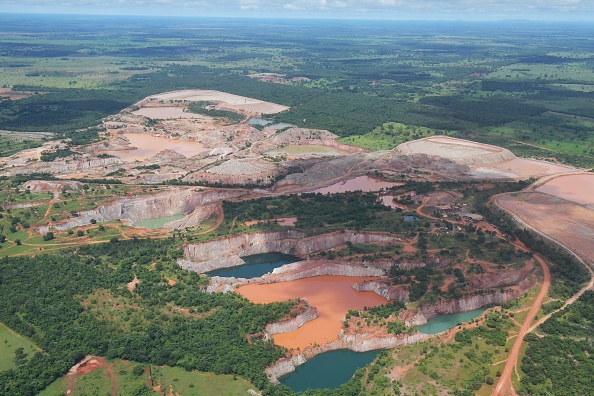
[279,349,380,392]
[206,253,300,279]
[415,308,487,334]
[404,215,421,221]
[277,309,487,391]
[135,214,185,229]
[247,117,271,126]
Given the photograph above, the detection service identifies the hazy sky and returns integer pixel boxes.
[1,0,593,20]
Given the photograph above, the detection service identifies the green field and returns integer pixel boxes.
[0,323,41,372]
[39,359,256,396]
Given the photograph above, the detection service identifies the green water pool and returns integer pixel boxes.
[279,349,380,392]
[415,308,487,334]
[207,253,300,279]
[135,214,185,229]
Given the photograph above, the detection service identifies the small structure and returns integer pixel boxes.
[462,213,484,222]
[435,205,456,214]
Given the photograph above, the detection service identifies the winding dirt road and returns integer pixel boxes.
[492,252,549,396]
[489,191,593,395]
[416,193,554,396]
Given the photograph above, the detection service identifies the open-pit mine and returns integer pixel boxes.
[2,89,592,394]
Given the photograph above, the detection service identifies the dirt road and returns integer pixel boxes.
[492,253,549,396]
[415,192,553,396]
[489,192,594,395]
[66,356,117,396]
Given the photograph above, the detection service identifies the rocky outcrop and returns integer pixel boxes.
[400,310,428,326]
[420,287,531,319]
[252,128,366,155]
[273,155,367,190]
[353,280,410,301]
[205,261,386,292]
[38,188,243,233]
[265,300,319,335]
[4,201,46,209]
[467,261,533,290]
[22,180,84,192]
[9,156,123,176]
[179,230,401,273]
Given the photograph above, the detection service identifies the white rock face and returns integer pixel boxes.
[179,230,402,273]
[265,301,319,335]
[38,188,242,233]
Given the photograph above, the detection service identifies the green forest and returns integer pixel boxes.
[0,239,296,396]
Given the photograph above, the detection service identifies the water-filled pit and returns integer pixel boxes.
[206,253,300,279]
[415,308,487,334]
[238,276,386,350]
[279,349,380,392]
[313,176,402,194]
[104,133,207,161]
[135,214,186,229]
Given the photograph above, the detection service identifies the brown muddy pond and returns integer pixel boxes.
[104,133,208,162]
[536,174,594,206]
[313,176,402,194]
[237,276,386,350]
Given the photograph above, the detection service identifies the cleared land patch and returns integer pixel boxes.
[396,136,515,166]
[131,107,212,120]
[147,90,289,114]
[497,192,594,263]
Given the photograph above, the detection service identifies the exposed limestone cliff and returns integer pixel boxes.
[205,261,386,292]
[265,300,319,335]
[38,188,243,233]
[270,261,384,279]
[22,180,84,192]
[467,260,534,290]
[420,285,532,319]
[179,230,401,273]
[353,281,410,301]
[252,128,366,155]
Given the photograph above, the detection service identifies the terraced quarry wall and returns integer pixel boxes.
[179,230,401,273]
[38,188,243,233]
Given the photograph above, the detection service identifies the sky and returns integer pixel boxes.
[1,0,594,20]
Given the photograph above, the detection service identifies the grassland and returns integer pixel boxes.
[39,358,256,396]
[339,123,440,151]
[0,323,41,372]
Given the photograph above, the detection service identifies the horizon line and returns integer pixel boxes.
[1,11,593,23]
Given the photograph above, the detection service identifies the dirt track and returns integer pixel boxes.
[416,194,551,396]
[66,356,117,396]
[492,251,549,396]
[490,192,594,395]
